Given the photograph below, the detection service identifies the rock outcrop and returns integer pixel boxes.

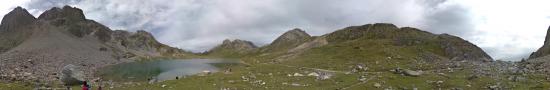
[0,6,188,83]
[60,64,85,86]
[529,26,550,59]
[38,6,85,21]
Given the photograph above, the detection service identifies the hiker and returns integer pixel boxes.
[82,81,89,90]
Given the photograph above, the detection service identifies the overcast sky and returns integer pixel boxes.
[1,0,549,61]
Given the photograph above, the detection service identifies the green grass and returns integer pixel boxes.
[112,63,550,90]
[0,82,32,90]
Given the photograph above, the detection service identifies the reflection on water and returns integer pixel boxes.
[97,59,239,82]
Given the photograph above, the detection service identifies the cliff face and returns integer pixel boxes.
[529,26,550,59]
[0,6,187,82]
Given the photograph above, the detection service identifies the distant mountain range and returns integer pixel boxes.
[208,23,493,62]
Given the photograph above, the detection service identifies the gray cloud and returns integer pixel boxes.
[22,0,481,54]
[26,0,82,10]
[422,2,476,36]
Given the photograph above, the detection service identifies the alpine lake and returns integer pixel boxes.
[97,59,242,82]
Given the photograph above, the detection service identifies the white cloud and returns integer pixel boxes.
[456,0,550,60]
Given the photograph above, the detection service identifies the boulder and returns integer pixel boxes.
[60,64,85,86]
[317,72,333,80]
[198,70,212,76]
[374,83,382,88]
[403,69,423,77]
[293,73,304,76]
[392,68,423,77]
[307,72,319,77]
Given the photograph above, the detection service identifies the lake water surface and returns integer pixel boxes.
[97,59,240,82]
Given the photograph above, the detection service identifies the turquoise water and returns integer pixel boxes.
[97,59,239,82]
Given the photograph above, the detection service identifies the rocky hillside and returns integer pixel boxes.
[261,28,312,52]
[323,23,492,62]
[206,39,257,57]
[529,26,550,59]
[0,6,188,83]
[206,23,494,74]
[522,25,550,74]
[212,23,492,62]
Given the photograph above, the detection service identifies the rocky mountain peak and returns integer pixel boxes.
[265,28,311,51]
[38,5,85,21]
[135,30,155,39]
[529,26,550,59]
[372,23,399,29]
[0,6,36,31]
[0,6,189,83]
[220,39,257,49]
[277,28,311,41]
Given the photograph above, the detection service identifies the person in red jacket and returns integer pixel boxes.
[82,81,89,90]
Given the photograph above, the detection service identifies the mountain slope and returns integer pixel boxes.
[207,23,493,74]
[529,26,550,59]
[256,23,492,71]
[261,28,312,52]
[522,25,550,74]
[0,6,188,83]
